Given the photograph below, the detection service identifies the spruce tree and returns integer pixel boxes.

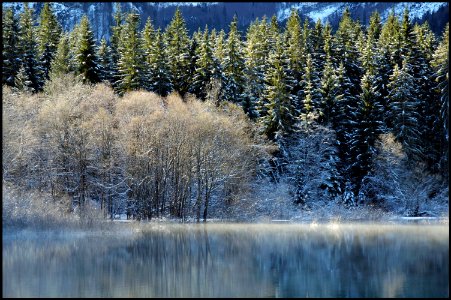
[74,15,100,84]
[310,19,325,73]
[37,3,62,80]
[284,9,304,113]
[190,26,217,100]
[243,18,268,118]
[387,60,423,161]
[222,15,246,105]
[431,23,449,176]
[110,3,124,89]
[323,21,334,63]
[141,17,155,91]
[333,61,359,195]
[97,38,114,83]
[348,71,384,197]
[116,13,146,94]
[300,54,321,127]
[148,29,173,97]
[334,7,363,97]
[49,33,71,78]
[319,59,339,125]
[261,35,296,141]
[378,9,401,69]
[2,8,21,86]
[17,3,43,92]
[165,7,191,96]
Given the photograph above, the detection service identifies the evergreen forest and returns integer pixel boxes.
[2,3,449,222]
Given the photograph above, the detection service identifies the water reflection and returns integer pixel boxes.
[2,224,449,297]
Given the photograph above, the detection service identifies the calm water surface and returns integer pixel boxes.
[2,223,449,297]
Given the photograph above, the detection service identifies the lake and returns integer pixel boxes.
[2,223,449,297]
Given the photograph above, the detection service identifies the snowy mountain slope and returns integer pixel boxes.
[2,2,448,41]
[276,2,448,23]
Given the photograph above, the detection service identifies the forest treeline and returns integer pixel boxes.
[2,3,449,220]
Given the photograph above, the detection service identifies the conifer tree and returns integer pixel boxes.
[74,15,100,84]
[186,32,200,94]
[367,10,382,42]
[268,15,280,52]
[97,38,114,83]
[2,8,21,86]
[333,61,359,193]
[348,71,384,196]
[261,35,296,141]
[141,17,155,90]
[214,29,226,63]
[49,33,71,77]
[14,64,34,93]
[222,15,246,104]
[323,21,334,63]
[431,23,449,176]
[334,7,363,96]
[300,54,321,127]
[378,9,401,68]
[37,3,62,80]
[148,29,173,96]
[165,7,191,95]
[191,26,217,100]
[310,19,325,72]
[285,9,304,113]
[17,3,43,92]
[110,3,124,88]
[243,18,268,118]
[318,59,339,125]
[387,60,423,161]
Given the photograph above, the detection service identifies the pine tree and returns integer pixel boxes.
[318,59,339,125]
[97,38,114,83]
[334,7,363,97]
[17,3,43,92]
[110,3,124,89]
[323,21,334,63]
[261,35,296,141]
[148,29,173,97]
[67,22,80,72]
[141,17,155,91]
[186,32,200,95]
[300,54,321,127]
[367,10,382,42]
[14,65,33,93]
[2,8,21,86]
[333,61,359,195]
[431,23,449,176]
[268,15,280,52]
[49,33,71,77]
[37,3,62,80]
[213,29,226,63]
[74,15,100,84]
[165,7,191,96]
[243,18,268,118]
[190,26,217,100]
[310,19,325,73]
[115,13,147,94]
[378,9,401,69]
[387,60,423,161]
[284,9,304,113]
[348,71,384,197]
[222,15,246,105]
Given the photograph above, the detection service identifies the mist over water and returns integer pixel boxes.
[2,223,449,297]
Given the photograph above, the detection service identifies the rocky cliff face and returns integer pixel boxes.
[2,2,448,41]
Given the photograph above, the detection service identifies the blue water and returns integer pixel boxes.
[2,223,449,297]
